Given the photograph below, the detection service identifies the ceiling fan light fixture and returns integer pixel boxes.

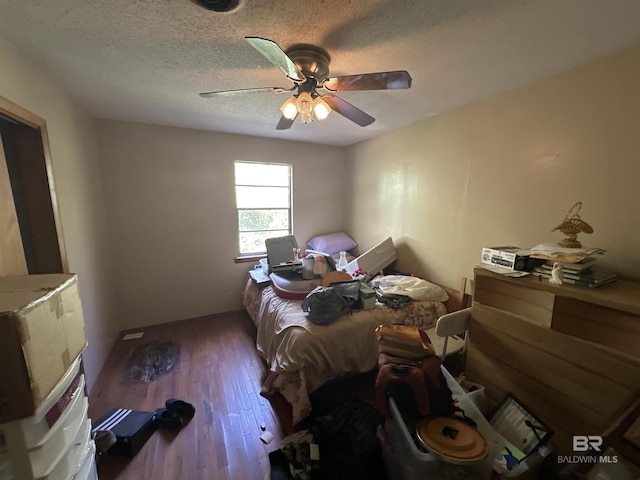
[313,96,331,120]
[191,0,240,12]
[280,96,298,120]
[296,92,314,124]
[200,37,412,130]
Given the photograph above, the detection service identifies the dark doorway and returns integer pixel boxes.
[0,96,67,275]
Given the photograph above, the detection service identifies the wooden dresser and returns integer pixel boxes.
[466,268,640,460]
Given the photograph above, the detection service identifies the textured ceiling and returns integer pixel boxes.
[1,0,639,146]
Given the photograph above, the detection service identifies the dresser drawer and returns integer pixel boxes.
[474,274,556,327]
[553,296,640,357]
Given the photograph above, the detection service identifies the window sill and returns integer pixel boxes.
[235,254,266,264]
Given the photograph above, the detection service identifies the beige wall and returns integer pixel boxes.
[0,35,117,390]
[346,45,640,291]
[96,120,348,330]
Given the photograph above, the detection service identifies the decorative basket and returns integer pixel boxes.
[551,201,593,248]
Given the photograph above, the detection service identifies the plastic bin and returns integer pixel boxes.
[443,367,503,478]
[71,439,97,480]
[459,379,489,415]
[30,395,88,478]
[378,409,444,480]
[379,367,503,480]
[37,418,91,480]
[0,368,89,480]
[0,460,11,480]
[0,417,91,480]
[0,356,83,449]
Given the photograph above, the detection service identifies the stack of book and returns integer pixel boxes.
[533,258,618,288]
[375,324,435,359]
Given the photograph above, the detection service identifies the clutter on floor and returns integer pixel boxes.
[91,398,195,458]
[272,399,385,480]
[125,341,180,383]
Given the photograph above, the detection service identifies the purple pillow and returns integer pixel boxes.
[307,232,358,256]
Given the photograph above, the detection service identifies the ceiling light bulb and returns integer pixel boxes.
[296,91,314,124]
[280,97,298,120]
[313,97,331,120]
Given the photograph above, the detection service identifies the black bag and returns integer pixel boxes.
[301,286,348,325]
[92,408,157,456]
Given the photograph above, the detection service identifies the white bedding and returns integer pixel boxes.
[242,278,447,423]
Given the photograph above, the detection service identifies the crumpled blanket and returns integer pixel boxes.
[372,275,449,302]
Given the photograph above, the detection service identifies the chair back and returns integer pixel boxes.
[435,307,471,361]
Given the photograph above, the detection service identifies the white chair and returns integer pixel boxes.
[425,307,471,362]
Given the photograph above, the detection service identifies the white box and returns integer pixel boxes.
[0,274,87,424]
[346,237,397,278]
[481,247,531,271]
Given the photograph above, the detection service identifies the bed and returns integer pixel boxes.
[242,238,468,423]
[243,278,449,423]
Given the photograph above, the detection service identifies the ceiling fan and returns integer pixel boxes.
[200,36,412,130]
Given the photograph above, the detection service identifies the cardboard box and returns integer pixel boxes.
[0,274,87,424]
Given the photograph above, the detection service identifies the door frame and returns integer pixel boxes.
[0,95,68,273]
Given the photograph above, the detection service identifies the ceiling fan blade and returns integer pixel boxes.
[323,70,412,92]
[245,36,306,83]
[322,94,375,127]
[199,86,289,98]
[276,115,296,130]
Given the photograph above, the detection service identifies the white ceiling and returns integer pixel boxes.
[1,0,639,146]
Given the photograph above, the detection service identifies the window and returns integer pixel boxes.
[234,161,292,255]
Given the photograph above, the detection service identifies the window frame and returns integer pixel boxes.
[234,160,293,258]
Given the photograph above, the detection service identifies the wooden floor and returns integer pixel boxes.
[88,311,293,480]
[88,310,464,479]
